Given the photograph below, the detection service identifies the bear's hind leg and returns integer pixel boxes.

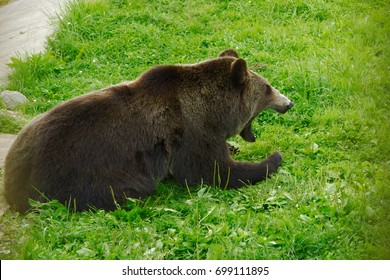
[110,174,157,208]
[51,173,158,212]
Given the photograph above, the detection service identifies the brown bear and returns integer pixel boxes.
[4,49,293,212]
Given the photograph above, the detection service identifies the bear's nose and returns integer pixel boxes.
[287,102,294,109]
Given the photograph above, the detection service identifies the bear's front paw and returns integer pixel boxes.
[269,151,282,165]
[265,152,283,173]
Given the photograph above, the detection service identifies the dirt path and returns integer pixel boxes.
[0,0,68,214]
[0,0,68,84]
[0,134,16,214]
[0,134,16,212]
[0,133,16,169]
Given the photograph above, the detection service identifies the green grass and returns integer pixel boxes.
[0,0,389,260]
[0,100,28,133]
[0,0,12,7]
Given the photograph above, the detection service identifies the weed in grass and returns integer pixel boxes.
[0,0,389,260]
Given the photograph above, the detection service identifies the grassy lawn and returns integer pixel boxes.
[0,0,389,259]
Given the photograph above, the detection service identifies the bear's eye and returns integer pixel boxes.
[266,84,272,95]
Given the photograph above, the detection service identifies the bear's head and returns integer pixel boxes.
[219,49,294,142]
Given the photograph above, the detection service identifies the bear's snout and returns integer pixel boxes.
[267,86,294,114]
[271,99,294,114]
[279,101,294,113]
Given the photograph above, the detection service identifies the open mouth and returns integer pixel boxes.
[239,102,293,142]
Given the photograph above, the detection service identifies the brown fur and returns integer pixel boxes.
[4,50,293,212]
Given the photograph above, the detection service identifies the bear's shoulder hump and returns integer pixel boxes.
[137,65,180,94]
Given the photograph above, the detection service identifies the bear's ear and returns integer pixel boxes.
[230,58,248,86]
[219,49,239,58]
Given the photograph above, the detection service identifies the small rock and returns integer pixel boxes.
[0,90,28,110]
